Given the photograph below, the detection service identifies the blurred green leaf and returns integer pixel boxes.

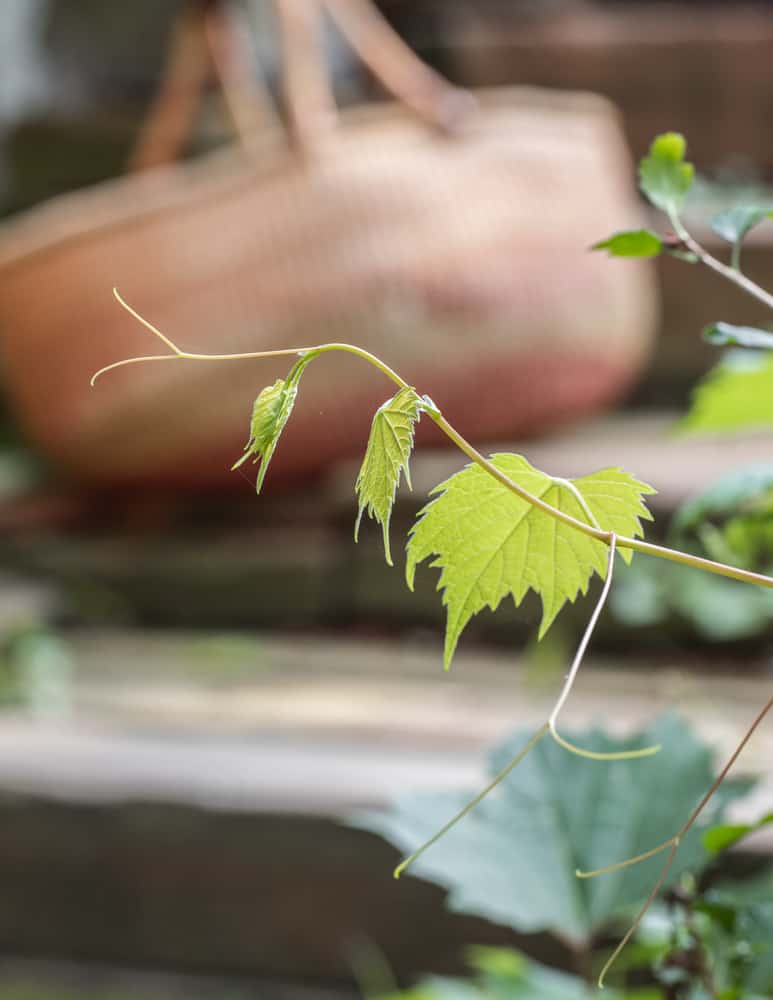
[679,351,773,434]
[592,230,663,258]
[611,557,773,641]
[710,206,773,245]
[355,716,748,946]
[707,868,773,996]
[383,947,661,999]
[355,386,422,566]
[639,134,694,217]
[231,352,316,493]
[703,814,773,854]
[673,464,773,536]
[703,323,773,351]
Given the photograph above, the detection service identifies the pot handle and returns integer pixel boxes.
[128,0,476,172]
[128,0,282,173]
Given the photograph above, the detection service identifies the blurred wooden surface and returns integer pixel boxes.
[0,629,769,983]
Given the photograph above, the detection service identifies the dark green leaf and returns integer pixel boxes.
[354,716,748,945]
[703,323,773,351]
[592,230,663,258]
[710,206,773,245]
[639,133,694,217]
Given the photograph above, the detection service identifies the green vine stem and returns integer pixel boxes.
[94,290,773,595]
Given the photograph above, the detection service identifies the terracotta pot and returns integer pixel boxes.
[0,88,657,490]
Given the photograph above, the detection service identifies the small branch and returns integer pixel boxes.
[675,227,773,312]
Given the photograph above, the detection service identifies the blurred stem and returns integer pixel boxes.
[670,213,773,311]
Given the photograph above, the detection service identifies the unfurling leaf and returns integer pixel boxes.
[710,204,773,245]
[680,350,773,433]
[232,353,315,493]
[406,454,655,667]
[639,133,694,218]
[703,321,773,351]
[355,386,422,566]
[592,229,663,258]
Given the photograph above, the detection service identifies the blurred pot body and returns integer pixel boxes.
[0,88,657,489]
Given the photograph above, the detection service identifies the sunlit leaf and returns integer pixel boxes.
[354,386,423,566]
[406,455,654,667]
[232,353,315,492]
[592,230,663,258]
[680,351,773,434]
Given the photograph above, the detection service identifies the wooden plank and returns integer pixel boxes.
[0,631,768,980]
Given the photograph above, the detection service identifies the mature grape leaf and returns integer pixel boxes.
[355,716,750,947]
[592,229,663,258]
[710,205,773,245]
[703,321,773,351]
[232,353,315,492]
[406,454,654,666]
[639,133,694,217]
[355,386,422,566]
[680,350,773,433]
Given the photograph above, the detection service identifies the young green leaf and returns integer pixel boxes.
[592,229,663,258]
[639,133,694,219]
[355,386,422,566]
[710,205,773,245]
[232,353,315,493]
[680,351,773,434]
[703,321,773,351]
[406,454,654,667]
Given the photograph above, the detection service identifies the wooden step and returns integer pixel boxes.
[0,630,768,983]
